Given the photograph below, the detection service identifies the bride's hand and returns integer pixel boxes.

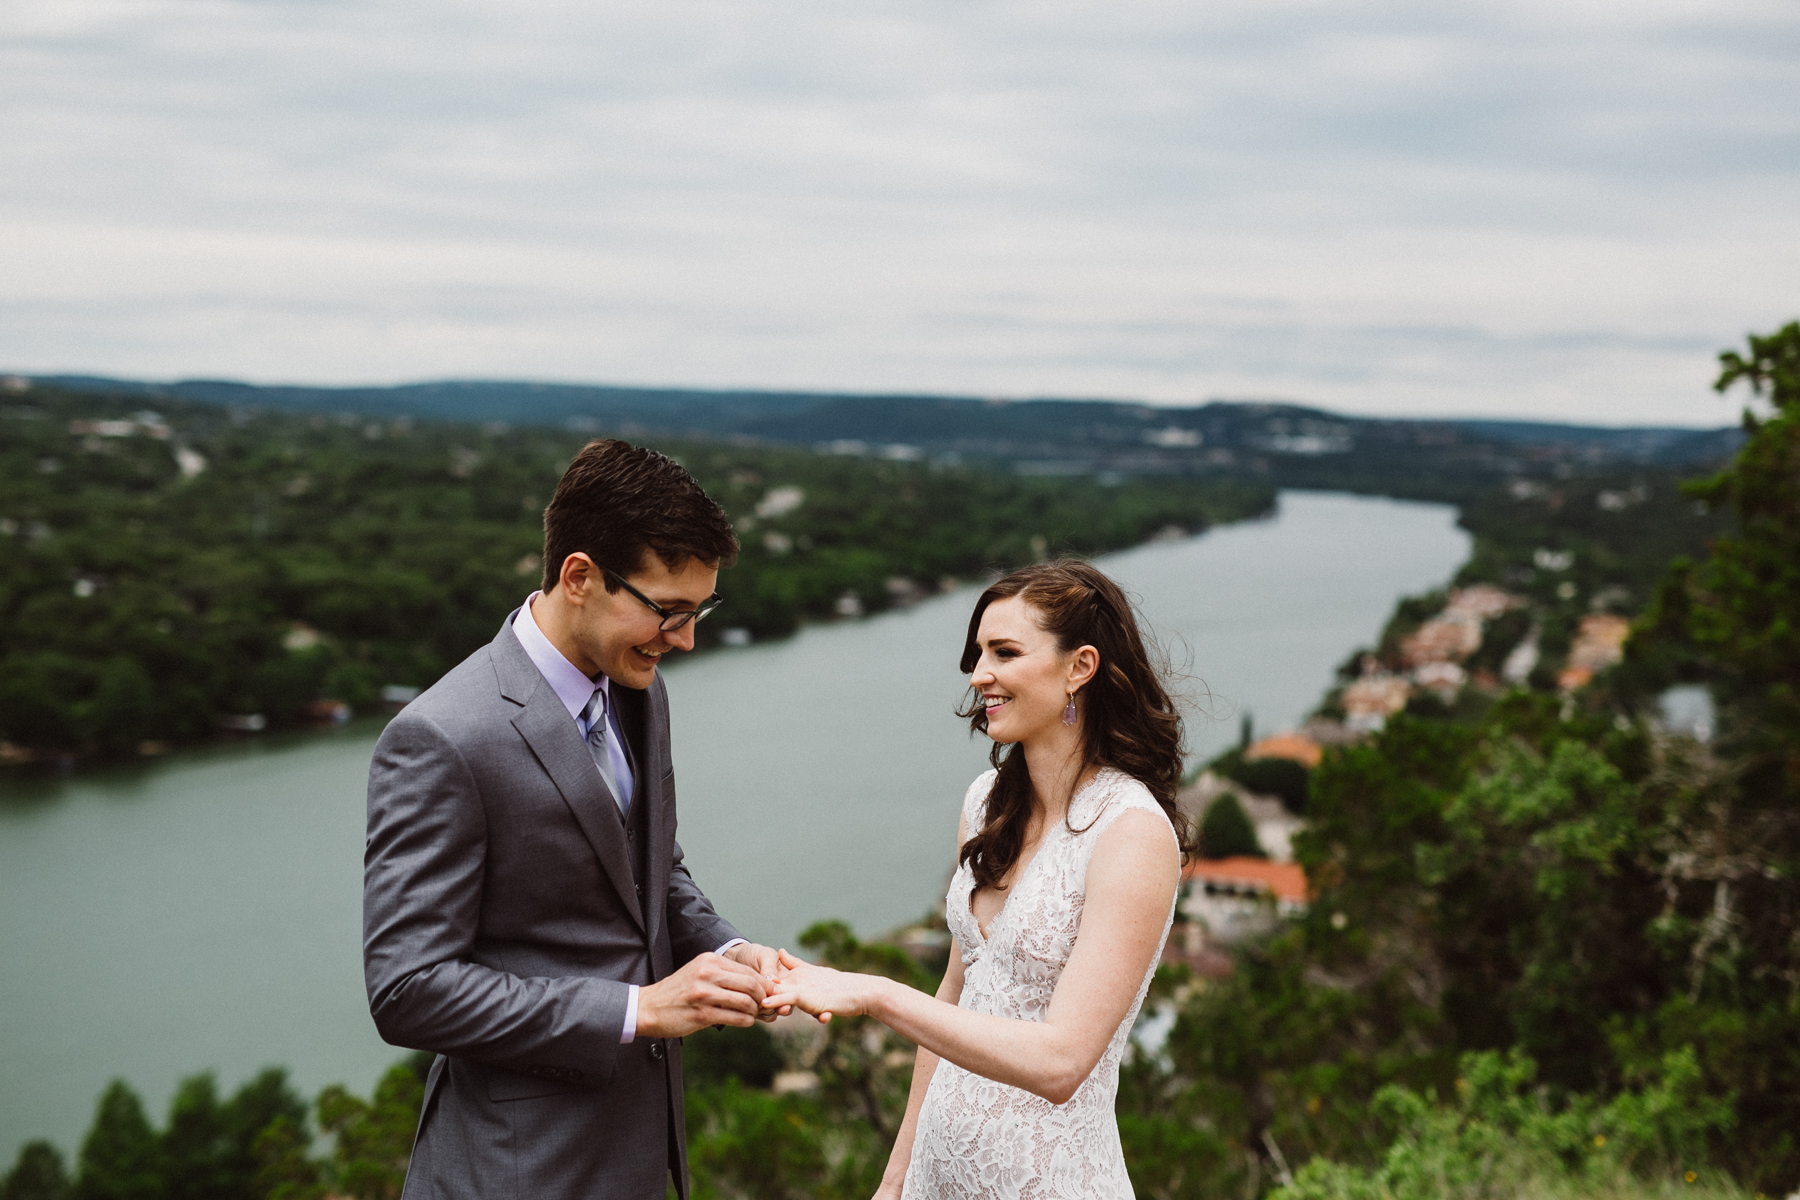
[766,948,876,1023]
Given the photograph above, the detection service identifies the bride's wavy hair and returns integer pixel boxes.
[955,559,1194,891]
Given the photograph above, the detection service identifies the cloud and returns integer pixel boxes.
[0,0,1794,424]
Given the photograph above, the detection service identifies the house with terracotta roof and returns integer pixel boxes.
[1180,856,1310,944]
[1558,612,1632,692]
[1245,732,1322,770]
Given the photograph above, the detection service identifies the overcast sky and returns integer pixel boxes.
[3,0,1795,425]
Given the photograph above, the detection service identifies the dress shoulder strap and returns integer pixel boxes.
[962,768,999,835]
[1079,770,1178,851]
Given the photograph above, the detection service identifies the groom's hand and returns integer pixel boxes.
[635,952,770,1038]
[723,942,793,1019]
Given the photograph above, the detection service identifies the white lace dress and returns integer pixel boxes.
[902,767,1177,1199]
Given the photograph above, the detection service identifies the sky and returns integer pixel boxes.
[2,0,1796,425]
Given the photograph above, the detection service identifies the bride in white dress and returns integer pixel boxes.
[770,560,1194,1199]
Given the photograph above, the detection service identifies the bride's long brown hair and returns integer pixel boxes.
[955,560,1194,891]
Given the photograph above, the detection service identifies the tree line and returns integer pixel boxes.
[0,389,1272,757]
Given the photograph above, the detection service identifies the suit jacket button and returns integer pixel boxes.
[649,1040,665,1062]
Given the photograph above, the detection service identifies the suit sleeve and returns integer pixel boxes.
[363,710,627,1084]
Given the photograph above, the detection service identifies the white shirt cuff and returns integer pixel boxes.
[625,942,746,1044]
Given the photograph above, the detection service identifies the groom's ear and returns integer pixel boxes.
[558,552,600,603]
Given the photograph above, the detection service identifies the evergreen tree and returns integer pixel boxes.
[249,1119,323,1200]
[73,1081,161,1200]
[217,1070,308,1200]
[1648,320,1800,774]
[1200,793,1265,859]
[315,1062,425,1200]
[161,1074,230,1200]
[2,1141,70,1200]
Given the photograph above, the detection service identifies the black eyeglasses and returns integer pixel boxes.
[604,569,724,632]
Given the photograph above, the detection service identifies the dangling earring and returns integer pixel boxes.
[1062,692,1077,726]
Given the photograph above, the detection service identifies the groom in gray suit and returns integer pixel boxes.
[363,439,785,1200]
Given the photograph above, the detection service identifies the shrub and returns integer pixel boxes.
[1275,1048,1734,1200]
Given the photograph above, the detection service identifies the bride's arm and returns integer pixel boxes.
[873,950,964,1198]
[776,807,1178,1106]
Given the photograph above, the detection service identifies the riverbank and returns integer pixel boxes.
[0,384,1275,763]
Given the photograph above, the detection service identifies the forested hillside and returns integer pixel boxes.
[0,386,1272,757]
[35,373,1742,498]
[1115,324,1800,1198]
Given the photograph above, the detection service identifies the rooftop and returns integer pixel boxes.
[1245,732,1323,769]
[1186,857,1310,904]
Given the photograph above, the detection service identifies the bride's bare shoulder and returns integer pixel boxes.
[1088,781,1180,881]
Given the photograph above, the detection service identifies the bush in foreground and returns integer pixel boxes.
[1277,1048,1735,1200]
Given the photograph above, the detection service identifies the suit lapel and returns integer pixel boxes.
[613,680,670,947]
[491,615,645,934]
[645,680,675,945]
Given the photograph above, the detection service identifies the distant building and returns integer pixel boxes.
[68,411,171,440]
[1245,732,1322,770]
[173,446,207,478]
[1656,685,1714,742]
[1444,585,1519,621]
[1342,673,1411,732]
[1401,611,1482,667]
[1413,660,1467,698]
[1558,613,1632,692]
[755,485,805,518]
[1180,857,1310,945]
[1501,629,1540,685]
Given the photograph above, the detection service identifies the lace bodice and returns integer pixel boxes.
[902,767,1177,1199]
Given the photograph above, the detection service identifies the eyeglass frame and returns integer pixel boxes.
[602,568,724,632]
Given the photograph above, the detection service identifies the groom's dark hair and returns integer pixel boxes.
[541,439,738,593]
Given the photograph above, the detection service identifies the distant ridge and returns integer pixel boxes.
[27,374,1742,475]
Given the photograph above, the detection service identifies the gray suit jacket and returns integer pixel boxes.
[364,614,741,1200]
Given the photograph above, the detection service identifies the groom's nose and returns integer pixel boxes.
[663,622,698,653]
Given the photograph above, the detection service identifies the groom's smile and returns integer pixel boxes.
[625,641,668,675]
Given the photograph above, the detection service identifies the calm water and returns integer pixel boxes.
[0,490,1468,1158]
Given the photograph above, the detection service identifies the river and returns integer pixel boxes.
[0,490,1468,1159]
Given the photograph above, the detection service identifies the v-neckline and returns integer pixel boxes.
[971,828,1052,944]
[967,769,1108,944]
